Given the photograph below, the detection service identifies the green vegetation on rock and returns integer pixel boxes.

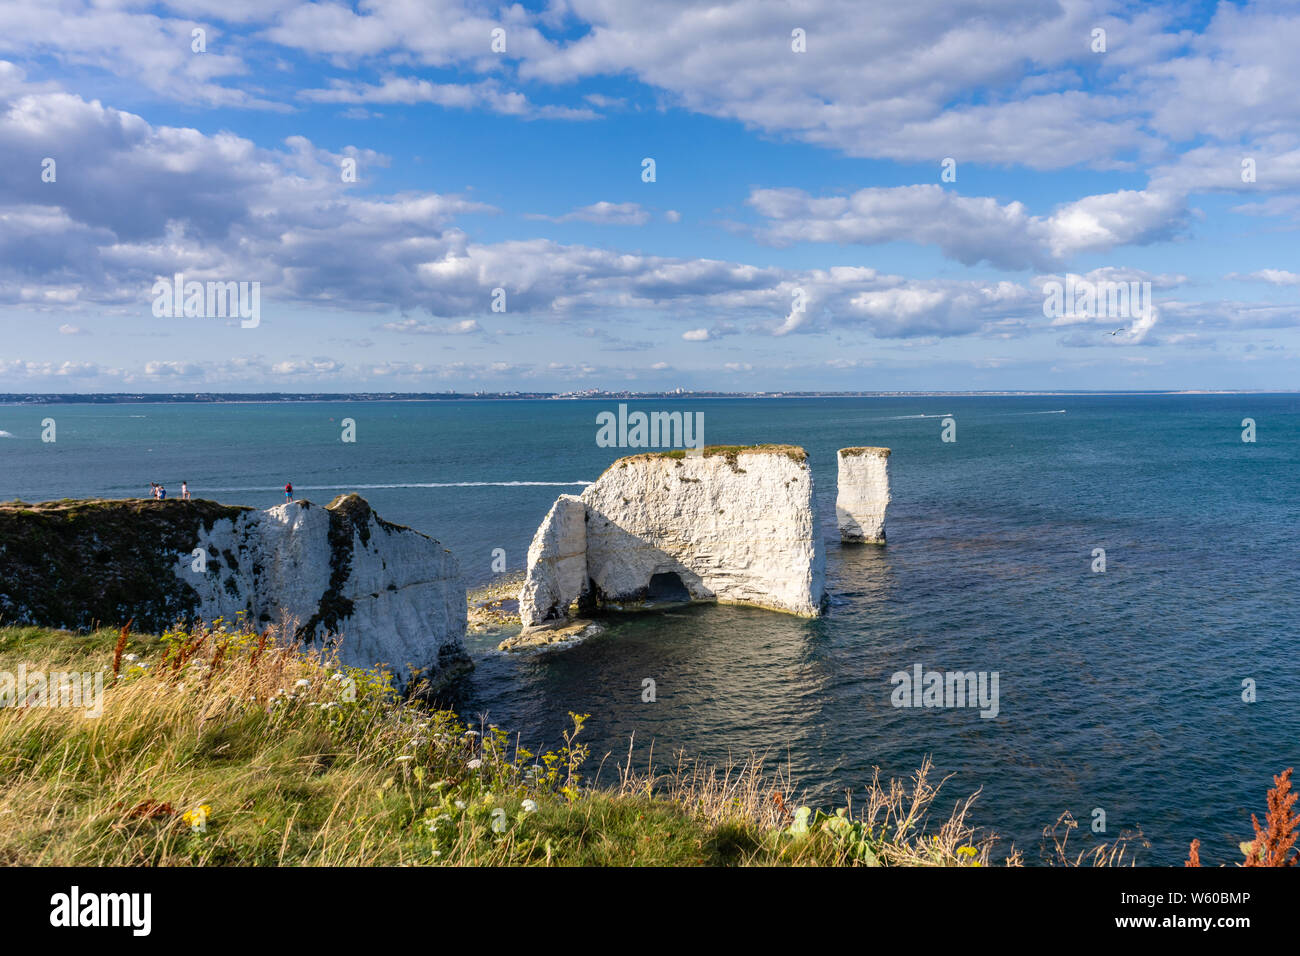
[0,498,251,632]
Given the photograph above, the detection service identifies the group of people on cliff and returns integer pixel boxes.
[143,481,293,503]
[148,481,190,501]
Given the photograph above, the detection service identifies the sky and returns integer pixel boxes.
[0,0,1298,393]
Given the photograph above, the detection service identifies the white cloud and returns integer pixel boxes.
[528,201,651,225]
[299,76,596,120]
[750,185,1188,269]
[270,358,345,375]
[2,0,1299,179]
[0,4,283,108]
[381,318,483,334]
[1228,269,1300,286]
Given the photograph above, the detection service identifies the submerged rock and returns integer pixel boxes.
[836,447,891,544]
[517,445,826,632]
[498,618,603,651]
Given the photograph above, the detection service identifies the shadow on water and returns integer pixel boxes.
[447,598,837,788]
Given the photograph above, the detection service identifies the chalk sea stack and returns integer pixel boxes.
[516,445,826,639]
[0,494,469,690]
[836,447,891,544]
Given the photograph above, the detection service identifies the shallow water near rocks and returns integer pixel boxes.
[2,394,1297,863]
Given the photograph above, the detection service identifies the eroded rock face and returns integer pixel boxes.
[181,494,469,688]
[836,447,891,544]
[517,495,588,626]
[0,498,251,630]
[518,446,825,630]
[0,494,469,689]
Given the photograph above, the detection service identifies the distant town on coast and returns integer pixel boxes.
[1,389,1287,405]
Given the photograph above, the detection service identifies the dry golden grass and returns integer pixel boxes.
[0,621,1163,867]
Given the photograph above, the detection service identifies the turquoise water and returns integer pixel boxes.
[2,395,1297,863]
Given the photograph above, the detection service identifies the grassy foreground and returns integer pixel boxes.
[0,621,1001,867]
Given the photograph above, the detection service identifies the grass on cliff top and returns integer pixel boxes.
[0,496,251,519]
[609,445,808,474]
[654,443,805,461]
[0,621,1017,867]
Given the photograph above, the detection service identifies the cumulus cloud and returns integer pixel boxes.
[517,0,1170,169]
[271,358,345,375]
[1138,3,1300,144]
[299,76,596,120]
[0,4,283,108]
[527,201,651,225]
[3,0,1300,178]
[749,185,1189,269]
[5,75,1080,349]
[846,278,1033,339]
[1228,269,1300,286]
[381,318,483,334]
[1,34,1296,392]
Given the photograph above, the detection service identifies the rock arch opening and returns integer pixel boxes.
[645,571,691,604]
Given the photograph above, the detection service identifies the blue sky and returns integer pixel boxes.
[0,0,1297,392]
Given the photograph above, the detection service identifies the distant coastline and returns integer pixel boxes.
[1,389,1294,405]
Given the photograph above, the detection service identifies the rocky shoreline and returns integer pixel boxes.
[466,572,524,632]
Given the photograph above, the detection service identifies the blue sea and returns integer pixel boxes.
[1,395,1297,864]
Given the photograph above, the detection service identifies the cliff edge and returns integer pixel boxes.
[0,495,468,689]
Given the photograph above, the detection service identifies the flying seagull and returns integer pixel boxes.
[1107,327,1126,335]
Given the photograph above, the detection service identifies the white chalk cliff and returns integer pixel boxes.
[519,446,825,629]
[836,447,891,544]
[177,494,468,688]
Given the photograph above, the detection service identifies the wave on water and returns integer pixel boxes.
[820,413,953,424]
[824,409,1065,425]
[0,430,15,438]
[199,481,595,492]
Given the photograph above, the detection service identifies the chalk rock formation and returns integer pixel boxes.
[518,446,825,631]
[183,495,468,688]
[517,495,588,625]
[836,447,891,544]
[0,495,469,690]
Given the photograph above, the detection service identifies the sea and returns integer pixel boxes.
[1,394,1297,864]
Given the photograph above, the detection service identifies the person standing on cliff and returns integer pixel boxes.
[181,481,190,500]
[284,481,293,502]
